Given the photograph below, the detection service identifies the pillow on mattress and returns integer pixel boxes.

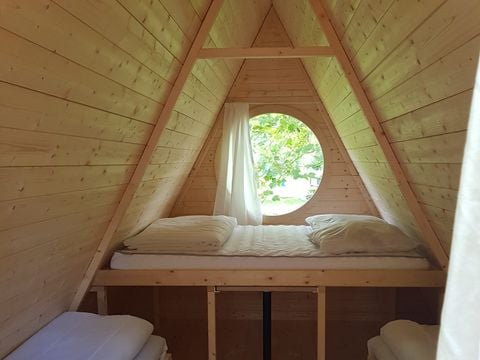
[306,214,417,254]
[124,215,237,252]
[305,214,384,229]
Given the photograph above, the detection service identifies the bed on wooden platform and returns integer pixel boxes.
[96,215,445,288]
[92,215,445,360]
[110,225,430,270]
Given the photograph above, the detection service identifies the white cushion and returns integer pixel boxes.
[380,320,439,360]
[124,215,237,252]
[305,214,384,228]
[367,336,398,360]
[306,214,417,254]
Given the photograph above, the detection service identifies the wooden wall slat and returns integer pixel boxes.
[173,8,376,223]
[275,0,479,249]
[0,0,273,355]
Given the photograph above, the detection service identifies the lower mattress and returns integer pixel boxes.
[134,335,168,360]
[6,312,154,360]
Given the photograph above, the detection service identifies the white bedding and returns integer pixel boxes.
[380,320,439,360]
[134,335,167,360]
[124,215,237,252]
[6,312,153,360]
[367,336,398,360]
[112,225,430,270]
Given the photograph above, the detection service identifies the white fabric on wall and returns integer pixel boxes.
[437,59,480,359]
[214,103,262,225]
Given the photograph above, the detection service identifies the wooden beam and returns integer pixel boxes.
[317,287,326,360]
[216,286,317,292]
[198,46,334,59]
[69,0,226,311]
[308,0,449,270]
[226,96,318,104]
[90,286,108,315]
[207,286,217,360]
[93,269,446,287]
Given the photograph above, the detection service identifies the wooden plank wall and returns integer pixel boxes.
[274,0,480,249]
[0,0,270,356]
[172,8,376,223]
[108,0,271,251]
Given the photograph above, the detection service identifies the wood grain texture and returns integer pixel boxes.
[172,8,376,222]
[275,0,479,257]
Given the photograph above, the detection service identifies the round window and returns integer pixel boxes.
[249,113,324,216]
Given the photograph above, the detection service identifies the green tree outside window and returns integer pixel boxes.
[249,113,324,215]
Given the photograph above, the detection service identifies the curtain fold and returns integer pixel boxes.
[437,59,480,359]
[214,103,262,225]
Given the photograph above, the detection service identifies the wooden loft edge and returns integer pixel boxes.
[197,46,334,59]
[308,0,449,270]
[69,0,226,311]
[93,269,446,287]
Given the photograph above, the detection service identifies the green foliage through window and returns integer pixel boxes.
[249,113,324,215]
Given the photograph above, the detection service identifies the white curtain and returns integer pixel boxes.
[437,59,480,359]
[214,103,262,225]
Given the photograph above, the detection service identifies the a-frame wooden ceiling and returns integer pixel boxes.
[67,0,480,308]
[1,0,478,356]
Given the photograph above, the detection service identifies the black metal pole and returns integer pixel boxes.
[263,291,271,360]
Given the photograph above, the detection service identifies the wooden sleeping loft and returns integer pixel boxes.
[87,215,446,360]
[2,0,479,359]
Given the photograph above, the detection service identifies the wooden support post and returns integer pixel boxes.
[153,287,161,331]
[317,287,326,360]
[91,286,108,315]
[68,0,226,311]
[207,286,217,360]
[308,0,449,269]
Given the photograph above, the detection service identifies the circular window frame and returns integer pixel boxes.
[248,105,330,220]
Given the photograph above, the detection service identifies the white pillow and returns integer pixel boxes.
[305,213,385,229]
[380,320,438,360]
[124,215,237,252]
[307,215,417,254]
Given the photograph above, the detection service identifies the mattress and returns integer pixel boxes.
[134,335,168,360]
[6,312,153,360]
[112,225,430,270]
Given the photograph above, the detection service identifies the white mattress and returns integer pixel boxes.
[134,335,167,360]
[6,312,153,360]
[112,225,429,270]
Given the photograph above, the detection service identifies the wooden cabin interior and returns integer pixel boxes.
[1,0,479,359]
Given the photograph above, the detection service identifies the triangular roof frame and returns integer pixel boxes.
[70,0,448,310]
